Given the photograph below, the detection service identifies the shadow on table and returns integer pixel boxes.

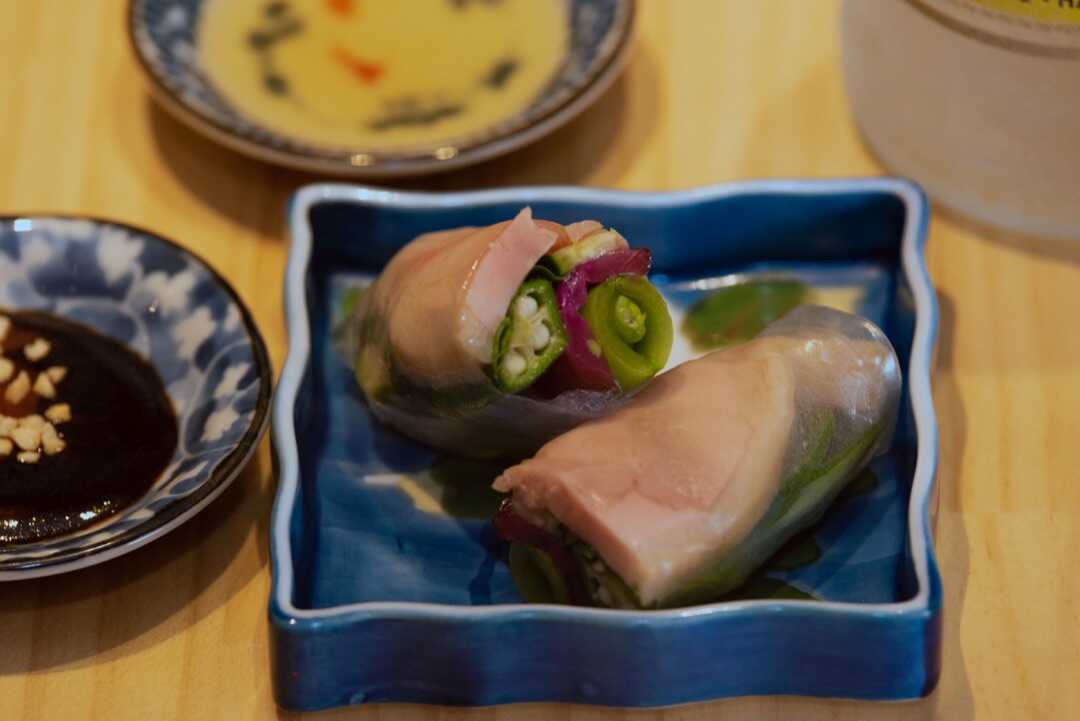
[933,205,1080,268]
[146,102,315,243]
[146,44,662,238]
[268,294,976,721]
[930,290,976,721]
[0,448,273,674]
[271,692,948,721]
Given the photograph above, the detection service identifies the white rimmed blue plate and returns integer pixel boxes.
[129,0,635,177]
[271,180,940,710]
[0,217,271,580]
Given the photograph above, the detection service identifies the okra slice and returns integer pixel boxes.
[492,278,568,393]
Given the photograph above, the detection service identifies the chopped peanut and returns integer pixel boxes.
[11,426,40,451]
[0,325,76,463]
[4,371,30,404]
[33,372,56,399]
[41,423,64,455]
[23,338,50,362]
[44,403,71,424]
[20,414,45,429]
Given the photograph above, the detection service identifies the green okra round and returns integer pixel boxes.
[491,278,568,394]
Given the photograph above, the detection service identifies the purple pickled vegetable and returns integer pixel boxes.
[557,248,653,309]
[548,311,615,391]
[551,249,652,391]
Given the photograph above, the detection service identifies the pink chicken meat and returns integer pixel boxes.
[369,208,559,386]
[350,207,649,459]
[494,344,798,606]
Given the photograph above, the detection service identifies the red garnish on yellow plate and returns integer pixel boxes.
[325,0,354,17]
[331,47,384,85]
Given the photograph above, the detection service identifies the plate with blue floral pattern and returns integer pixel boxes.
[0,216,271,580]
[129,0,635,177]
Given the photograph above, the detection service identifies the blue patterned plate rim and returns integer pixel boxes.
[0,215,273,579]
[127,0,636,177]
[272,178,939,625]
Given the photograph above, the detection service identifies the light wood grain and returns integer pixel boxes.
[1,1,1078,719]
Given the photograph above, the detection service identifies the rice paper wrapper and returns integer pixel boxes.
[342,281,628,461]
[658,304,901,606]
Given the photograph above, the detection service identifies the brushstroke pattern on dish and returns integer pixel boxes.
[129,0,633,175]
[271,181,939,710]
[0,217,271,578]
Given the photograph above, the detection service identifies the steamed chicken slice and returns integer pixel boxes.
[494,347,797,606]
[350,208,645,459]
[364,208,559,386]
[363,208,624,386]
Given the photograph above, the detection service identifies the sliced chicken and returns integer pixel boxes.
[360,207,561,387]
[493,305,901,606]
[350,208,639,458]
[494,345,797,605]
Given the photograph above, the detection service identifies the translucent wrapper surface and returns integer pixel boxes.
[494,305,902,607]
[660,304,901,606]
[346,215,628,460]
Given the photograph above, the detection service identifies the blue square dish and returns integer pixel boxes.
[271,180,940,711]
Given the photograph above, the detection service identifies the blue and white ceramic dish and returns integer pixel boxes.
[0,217,271,580]
[129,0,634,177]
[272,180,940,711]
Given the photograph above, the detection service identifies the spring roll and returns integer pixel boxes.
[349,208,673,459]
[492,305,901,607]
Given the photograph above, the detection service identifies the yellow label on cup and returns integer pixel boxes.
[972,0,1080,24]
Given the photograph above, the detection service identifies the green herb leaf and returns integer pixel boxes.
[682,280,807,351]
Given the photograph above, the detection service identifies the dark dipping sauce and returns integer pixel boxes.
[0,310,178,545]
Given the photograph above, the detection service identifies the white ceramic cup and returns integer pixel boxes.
[841,0,1080,239]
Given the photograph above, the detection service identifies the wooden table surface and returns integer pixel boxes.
[2,1,1078,719]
